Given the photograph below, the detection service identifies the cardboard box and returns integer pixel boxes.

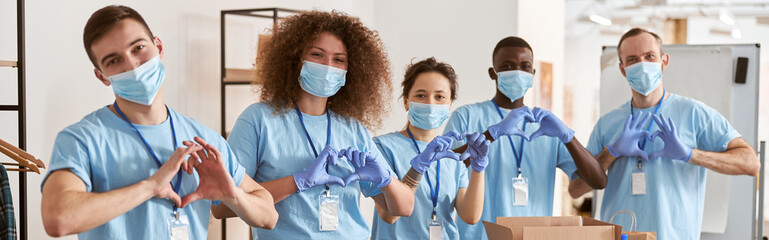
[483,216,622,240]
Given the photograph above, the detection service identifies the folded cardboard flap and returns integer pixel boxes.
[496,216,583,227]
[524,226,615,240]
[584,217,622,240]
[483,221,514,240]
[496,216,583,239]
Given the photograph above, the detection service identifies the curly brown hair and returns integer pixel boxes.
[255,10,392,129]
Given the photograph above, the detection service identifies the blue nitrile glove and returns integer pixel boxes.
[649,114,693,162]
[340,147,393,188]
[607,112,653,161]
[459,132,490,173]
[410,131,464,173]
[292,145,345,192]
[487,106,535,140]
[529,107,575,143]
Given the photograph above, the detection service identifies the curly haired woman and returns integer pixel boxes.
[220,10,415,239]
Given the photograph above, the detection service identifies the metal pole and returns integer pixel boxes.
[220,11,227,240]
[17,0,27,239]
[220,11,227,137]
[756,141,765,240]
[273,8,278,24]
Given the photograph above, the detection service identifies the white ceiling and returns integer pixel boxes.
[565,0,769,37]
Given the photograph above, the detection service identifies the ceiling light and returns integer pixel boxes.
[589,14,612,26]
[731,28,742,39]
[719,8,735,25]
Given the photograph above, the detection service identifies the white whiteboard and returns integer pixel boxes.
[597,44,760,239]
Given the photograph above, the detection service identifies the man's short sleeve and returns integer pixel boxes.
[42,131,92,192]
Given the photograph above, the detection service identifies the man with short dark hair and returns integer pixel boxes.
[40,5,278,239]
[569,27,759,240]
[445,36,607,240]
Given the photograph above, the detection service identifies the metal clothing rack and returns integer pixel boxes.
[219,8,299,239]
[0,0,28,239]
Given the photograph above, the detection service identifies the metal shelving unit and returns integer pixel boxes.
[0,0,28,239]
[220,8,299,136]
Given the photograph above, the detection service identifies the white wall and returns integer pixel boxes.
[562,26,621,221]
[564,29,619,142]
[372,0,518,135]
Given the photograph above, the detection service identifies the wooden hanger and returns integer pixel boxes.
[0,138,44,174]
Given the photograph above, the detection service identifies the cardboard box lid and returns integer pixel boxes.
[483,216,623,240]
[584,217,622,239]
[492,216,582,240]
[523,226,615,240]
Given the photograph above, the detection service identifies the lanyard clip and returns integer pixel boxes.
[325,189,331,198]
[432,213,437,222]
[174,210,180,220]
[637,160,642,170]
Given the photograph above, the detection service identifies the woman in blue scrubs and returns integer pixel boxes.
[370,57,489,240]
[221,11,415,239]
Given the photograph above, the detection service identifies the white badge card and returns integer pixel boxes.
[319,192,339,231]
[167,213,190,240]
[512,176,529,206]
[428,218,442,240]
[632,169,647,195]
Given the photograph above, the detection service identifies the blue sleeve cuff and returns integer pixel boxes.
[361,180,383,197]
[41,167,92,193]
[606,145,620,158]
[716,130,742,152]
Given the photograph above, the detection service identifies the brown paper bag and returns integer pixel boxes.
[610,210,657,240]
[622,231,657,240]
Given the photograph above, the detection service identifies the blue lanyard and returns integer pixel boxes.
[112,102,182,213]
[491,99,526,177]
[294,102,331,190]
[406,127,439,217]
[630,89,665,150]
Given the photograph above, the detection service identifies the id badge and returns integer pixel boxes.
[167,211,190,240]
[428,216,442,240]
[319,191,339,231]
[512,176,529,206]
[632,169,646,195]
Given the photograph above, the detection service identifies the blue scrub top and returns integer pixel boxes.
[587,93,740,240]
[370,132,469,240]
[42,106,246,240]
[227,102,390,240]
[444,100,578,240]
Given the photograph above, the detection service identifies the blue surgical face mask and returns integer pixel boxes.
[496,70,533,101]
[408,102,451,130]
[106,55,165,106]
[624,61,662,96]
[299,61,347,97]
